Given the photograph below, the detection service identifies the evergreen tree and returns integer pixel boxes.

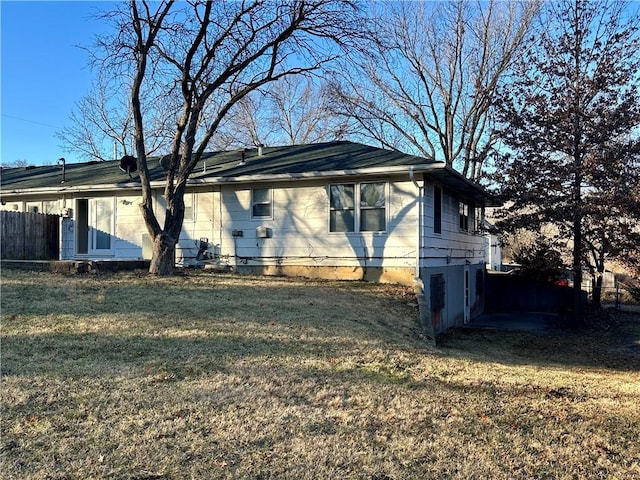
[493,0,640,320]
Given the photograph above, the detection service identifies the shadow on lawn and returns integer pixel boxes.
[0,329,362,380]
[436,311,640,372]
[2,271,638,373]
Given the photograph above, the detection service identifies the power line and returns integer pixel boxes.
[1,113,62,130]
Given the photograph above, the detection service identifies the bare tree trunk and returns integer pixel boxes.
[592,272,603,310]
[149,233,176,275]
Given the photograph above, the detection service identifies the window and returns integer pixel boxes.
[252,188,272,218]
[359,182,386,232]
[459,201,469,232]
[433,185,442,234]
[43,200,58,214]
[329,183,386,233]
[430,274,445,312]
[329,184,355,232]
[184,192,194,222]
[156,192,194,223]
[26,202,40,213]
[474,206,484,233]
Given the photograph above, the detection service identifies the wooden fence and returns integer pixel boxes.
[1,211,60,260]
[485,272,580,313]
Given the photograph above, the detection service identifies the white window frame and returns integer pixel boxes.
[25,201,40,213]
[183,191,195,223]
[474,205,484,234]
[251,187,273,220]
[459,200,469,232]
[328,182,387,234]
[155,191,195,224]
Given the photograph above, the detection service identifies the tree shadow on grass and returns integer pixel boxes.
[435,312,640,372]
[0,329,362,380]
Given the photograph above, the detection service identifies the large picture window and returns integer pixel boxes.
[329,183,386,233]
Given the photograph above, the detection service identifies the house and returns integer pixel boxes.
[0,141,497,334]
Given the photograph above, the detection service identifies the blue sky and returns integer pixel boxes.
[1,1,112,166]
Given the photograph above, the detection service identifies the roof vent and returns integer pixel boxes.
[57,157,66,183]
[238,148,248,166]
[258,144,264,156]
[119,155,138,178]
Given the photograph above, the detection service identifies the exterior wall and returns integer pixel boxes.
[3,177,422,286]
[420,262,485,334]
[213,177,419,284]
[421,179,486,268]
[418,178,487,334]
[1,174,489,327]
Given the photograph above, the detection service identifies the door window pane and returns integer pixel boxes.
[95,199,112,250]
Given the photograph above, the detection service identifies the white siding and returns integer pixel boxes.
[214,178,419,270]
[421,180,486,268]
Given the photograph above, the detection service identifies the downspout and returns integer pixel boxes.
[409,167,422,282]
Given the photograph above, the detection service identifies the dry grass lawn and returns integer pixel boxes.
[1,269,639,479]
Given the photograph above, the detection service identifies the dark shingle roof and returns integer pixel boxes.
[1,141,495,204]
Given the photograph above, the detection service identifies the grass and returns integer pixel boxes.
[1,269,639,480]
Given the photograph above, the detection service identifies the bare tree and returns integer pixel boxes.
[212,75,352,148]
[57,74,174,161]
[266,76,351,145]
[93,0,364,274]
[329,0,540,181]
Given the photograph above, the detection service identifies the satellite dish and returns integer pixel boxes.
[119,155,138,177]
[159,155,171,171]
